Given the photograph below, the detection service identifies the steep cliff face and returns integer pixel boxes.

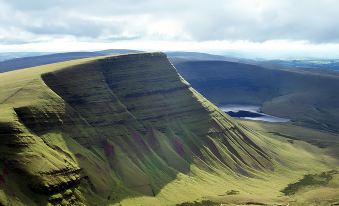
[0,53,274,205]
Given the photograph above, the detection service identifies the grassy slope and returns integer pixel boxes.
[0,53,337,206]
[239,119,339,205]
[238,119,339,158]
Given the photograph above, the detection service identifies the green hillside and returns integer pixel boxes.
[0,53,337,205]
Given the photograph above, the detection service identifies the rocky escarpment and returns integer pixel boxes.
[0,53,273,205]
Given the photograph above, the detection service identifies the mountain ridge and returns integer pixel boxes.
[0,52,335,205]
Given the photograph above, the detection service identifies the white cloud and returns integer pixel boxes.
[1,0,339,58]
[146,19,191,40]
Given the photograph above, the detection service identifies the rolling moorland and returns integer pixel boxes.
[0,52,338,206]
[262,59,339,72]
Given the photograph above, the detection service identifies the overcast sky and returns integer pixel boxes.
[1,0,339,59]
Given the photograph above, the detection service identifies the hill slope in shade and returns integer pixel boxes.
[0,53,336,205]
[174,60,339,133]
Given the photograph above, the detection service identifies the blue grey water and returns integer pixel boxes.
[219,104,290,123]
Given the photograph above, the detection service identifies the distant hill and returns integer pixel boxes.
[174,60,339,133]
[0,52,102,73]
[263,59,339,72]
[167,51,241,62]
[0,49,143,73]
[0,52,50,62]
[96,49,143,55]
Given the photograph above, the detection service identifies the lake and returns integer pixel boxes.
[219,104,290,123]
